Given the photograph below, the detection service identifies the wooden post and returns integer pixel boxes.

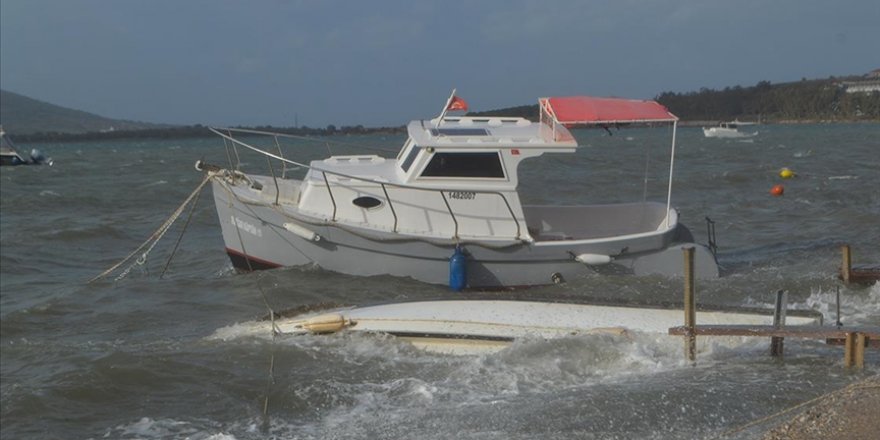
[835,286,842,328]
[841,244,852,284]
[770,290,787,357]
[844,332,856,367]
[855,333,866,369]
[683,247,696,362]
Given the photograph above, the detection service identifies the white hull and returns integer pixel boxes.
[211,177,720,287]
[214,299,823,355]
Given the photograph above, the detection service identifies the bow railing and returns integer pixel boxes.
[210,127,524,241]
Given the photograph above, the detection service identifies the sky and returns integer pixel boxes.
[2,0,878,128]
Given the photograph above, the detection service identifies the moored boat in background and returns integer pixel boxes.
[0,126,53,166]
[702,120,758,138]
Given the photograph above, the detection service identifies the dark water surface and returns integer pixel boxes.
[2,124,878,439]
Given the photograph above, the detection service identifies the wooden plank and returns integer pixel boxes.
[849,267,880,284]
[668,325,880,339]
[825,337,880,347]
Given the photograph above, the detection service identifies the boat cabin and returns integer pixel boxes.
[294,116,571,242]
[288,97,679,244]
[393,116,577,189]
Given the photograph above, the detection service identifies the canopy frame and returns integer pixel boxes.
[539,96,680,228]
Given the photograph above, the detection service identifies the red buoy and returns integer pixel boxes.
[770,184,784,196]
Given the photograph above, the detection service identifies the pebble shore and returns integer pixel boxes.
[761,375,880,440]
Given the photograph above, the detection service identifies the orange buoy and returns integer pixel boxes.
[770,184,784,196]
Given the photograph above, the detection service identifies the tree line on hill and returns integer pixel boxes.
[469,76,880,123]
[11,75,878,143]
[656,77,879,122]
[13,124,405,143]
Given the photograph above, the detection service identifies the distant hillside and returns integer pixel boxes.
[656,75,880,122]
[469,74,880,123]
[0,89,165,135]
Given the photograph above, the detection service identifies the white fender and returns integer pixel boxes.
[298,313,350,334]
[283,222,321,241]
[574,253,612,265]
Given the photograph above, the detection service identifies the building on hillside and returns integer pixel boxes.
[838,69,880,94]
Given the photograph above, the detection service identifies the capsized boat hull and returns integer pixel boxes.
[213,299,823,355]
[211,178,719,288]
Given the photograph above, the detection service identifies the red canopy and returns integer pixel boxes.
[542,96,677,124]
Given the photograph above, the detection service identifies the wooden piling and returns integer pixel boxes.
[839,244,880,284]
[683,247,696,362]
[770,290,787,357]
[842,332,868,368]
[841,244,852,284]
[855,333,866,369]
[844,332,856,367]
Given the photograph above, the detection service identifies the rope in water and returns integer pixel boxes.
[88,173,213,283]
[87,167,282,432]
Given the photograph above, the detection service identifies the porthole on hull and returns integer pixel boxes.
[352,196,383,209]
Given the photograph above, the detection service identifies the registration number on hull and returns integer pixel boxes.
[448,191,476,200]
[231,215,263,237]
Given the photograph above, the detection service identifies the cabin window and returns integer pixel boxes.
[429,128,490,136]
[420,152,505,178]
[395,139,413,161]
[400,146,421,172]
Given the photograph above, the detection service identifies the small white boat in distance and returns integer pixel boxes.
[702,120,758,138]
[0,126,52,166]
[215,299,823,355]
[201,93,719,288]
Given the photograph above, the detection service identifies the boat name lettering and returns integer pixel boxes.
[231,215,263,237]
[448,191,476,200]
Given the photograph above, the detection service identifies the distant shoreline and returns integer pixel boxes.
[677,119,880,127]
[8,119,878,143]
[10,125,407,143]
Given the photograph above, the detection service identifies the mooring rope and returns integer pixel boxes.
[261,350,275,434]
[256,272,279,434]
[89,173,213,283]
[159,179,206,279]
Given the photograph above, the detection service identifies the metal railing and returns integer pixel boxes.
[210,127,523,241]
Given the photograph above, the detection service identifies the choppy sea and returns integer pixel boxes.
[1,123,878,439]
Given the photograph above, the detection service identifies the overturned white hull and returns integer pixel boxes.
[214,299,822,355]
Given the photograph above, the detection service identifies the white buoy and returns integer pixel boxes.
[283,222,321,241]
[574,253,612,265]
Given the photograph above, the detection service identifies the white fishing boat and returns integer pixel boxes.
[702,120,758,138]
[0,126,52,166]
[214,298,823,355]
[199,93,719,288]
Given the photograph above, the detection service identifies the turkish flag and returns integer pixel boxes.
[446,96,468,112]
